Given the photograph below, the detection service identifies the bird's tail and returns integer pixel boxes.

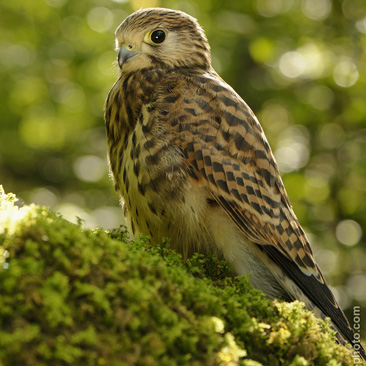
[334,324,366,361]
[323,310,366,361]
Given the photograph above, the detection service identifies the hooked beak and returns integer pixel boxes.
[118,46,139,68]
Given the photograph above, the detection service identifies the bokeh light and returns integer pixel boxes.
[355,17,366,34]
[274,126,310,172]
[333,60,359,88]
[336,220,362,246]
[314,248,338,275]
[347,274,366,302]
[29,187,59,207]
[73,155,107,182]
[87,7,114,33]
[278,44,331,81]
[56,202,97,227]
[255,0,294,17]
[302,0,332,21]
[93,206,125,229]
[279,52,306,79]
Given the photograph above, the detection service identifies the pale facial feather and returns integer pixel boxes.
[114,7,211,72]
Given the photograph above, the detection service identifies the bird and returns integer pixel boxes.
[104,7,365,359]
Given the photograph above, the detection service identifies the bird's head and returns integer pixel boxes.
[114,8,211,73]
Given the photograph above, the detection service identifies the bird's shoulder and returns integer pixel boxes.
[156,68,284,201]
[158,68,258,119]
[155,69,272,156]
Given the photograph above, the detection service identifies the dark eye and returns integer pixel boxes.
[150,30,166,44]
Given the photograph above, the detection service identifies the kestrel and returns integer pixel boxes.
[105,8,365,358]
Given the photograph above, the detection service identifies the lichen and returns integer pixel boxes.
[0,186,357,365]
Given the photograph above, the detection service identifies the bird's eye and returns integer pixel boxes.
[150,29,166,44]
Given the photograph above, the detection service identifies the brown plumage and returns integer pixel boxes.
[105,7,365,359]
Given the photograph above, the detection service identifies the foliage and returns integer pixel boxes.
[0,0,365,337]
[0,188,357,365]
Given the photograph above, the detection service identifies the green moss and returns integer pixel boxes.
[0,187,356,365]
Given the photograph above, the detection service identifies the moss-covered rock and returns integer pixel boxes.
[0,187,356,365]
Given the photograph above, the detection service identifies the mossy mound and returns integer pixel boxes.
[0,187,355,365]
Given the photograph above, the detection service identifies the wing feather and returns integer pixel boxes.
[171,71,356,345]
[176,72,318,272]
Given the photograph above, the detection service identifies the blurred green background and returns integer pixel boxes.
[0,0,365,337]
